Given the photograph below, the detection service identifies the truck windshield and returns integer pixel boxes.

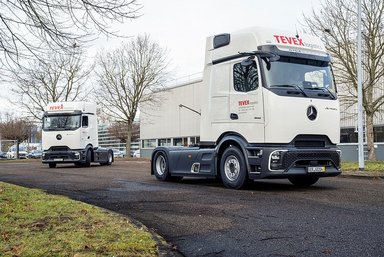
[43,114,81,131]
[261,56,336,97]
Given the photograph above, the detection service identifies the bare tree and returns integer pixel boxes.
[0,114,33,158]
[95,34,168,153]
[12,47,92,120]
[303,0,384,160]
[0,0,141,72]
[108,122,128,143]
[108,122,140,142]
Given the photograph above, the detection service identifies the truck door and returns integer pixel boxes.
[81,115,92,146]
[229,59,264,143]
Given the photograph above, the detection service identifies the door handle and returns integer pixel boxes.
[230,113,238,120]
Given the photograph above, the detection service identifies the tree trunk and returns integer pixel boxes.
[16,140,20,159]
[125,122,132,157]
[366,114,376,161]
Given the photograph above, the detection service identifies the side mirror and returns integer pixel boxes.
[241,56,255,67]
[269,55,280,62]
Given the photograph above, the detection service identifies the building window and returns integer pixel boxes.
[374,126,384,142]
[173,137,188,146]
[340,128,357,143]
[341,126,384,143]
[190,136,200,145]
[233,62,258,92]
[158,138,171,146]
[142,139,156,148]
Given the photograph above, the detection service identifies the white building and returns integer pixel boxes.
[140,79,202,157]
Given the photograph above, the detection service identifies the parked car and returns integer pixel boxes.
[112,149,124,158]
[0,151,7,159]
[132,149,140,158]
[6,145,28,159]
[28,150,43,159]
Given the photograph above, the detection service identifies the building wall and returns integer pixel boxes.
[338,80,384,160]
[140,79,202,157]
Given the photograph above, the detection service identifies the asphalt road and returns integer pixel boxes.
[1,160,384,257]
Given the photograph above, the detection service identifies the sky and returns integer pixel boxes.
[0,0,323,114]
[92,0,323,80]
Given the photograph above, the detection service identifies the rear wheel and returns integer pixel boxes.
[153,151,171,181]
[220,146,248,189]
[288,176,319,187]
[100,150,113,166]
[48,163,56,168]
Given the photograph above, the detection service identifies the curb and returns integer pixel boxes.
[339,171,384,180]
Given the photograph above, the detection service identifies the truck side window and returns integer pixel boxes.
[233,62,258,92]
[82,116,88,127]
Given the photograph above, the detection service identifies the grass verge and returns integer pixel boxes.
[341,161,384,173]
[0,182,159,257]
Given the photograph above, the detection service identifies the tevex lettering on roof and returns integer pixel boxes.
[272,34,323,50]
[273,35,304,46]
[49,104,64,110]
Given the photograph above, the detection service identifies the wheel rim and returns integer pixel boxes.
[155,155,166,176]
[224,155,240,181]
[108,152,113,163]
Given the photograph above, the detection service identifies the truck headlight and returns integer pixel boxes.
[270,150,287,170]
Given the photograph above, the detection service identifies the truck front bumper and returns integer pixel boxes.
[42,147,84,163]
[248,147,342,180]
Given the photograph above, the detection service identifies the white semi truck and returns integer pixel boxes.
[42,102,114,168]
[151,27,341,189]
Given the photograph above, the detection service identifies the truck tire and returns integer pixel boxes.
[288,176,319,187]
[49,163,56,168]
[153,151,171,181]
[220,146,248,189]
[84,149,92,167]
[100,150,113,166]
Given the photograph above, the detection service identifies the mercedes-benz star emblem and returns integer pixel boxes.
[56,134,62,140]
[307,106,317,121]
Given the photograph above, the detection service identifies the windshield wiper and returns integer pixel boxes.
[305,86,336,99]
[321,87,336,99]
[270,84,308,97]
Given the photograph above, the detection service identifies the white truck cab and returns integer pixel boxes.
[42,102,113,168]
[151,27,341,189]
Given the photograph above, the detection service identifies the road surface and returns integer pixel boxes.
[0,160,383,257]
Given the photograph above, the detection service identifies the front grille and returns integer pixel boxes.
[295,140,325,148]
[51,146,69,151]
[283,151,340,169]
[293,135,330,148]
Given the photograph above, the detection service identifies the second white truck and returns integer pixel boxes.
[151,27,341,189]
[42,102,114,168]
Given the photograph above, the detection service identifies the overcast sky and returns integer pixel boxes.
[1,0,323,114]
[92,0,323,80]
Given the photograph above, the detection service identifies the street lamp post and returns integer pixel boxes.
[357,0,365,171]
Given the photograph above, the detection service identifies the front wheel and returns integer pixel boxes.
[84,149,92,167]
[288,176,319,187]
[220,146,248,189]
[152,151,171,181]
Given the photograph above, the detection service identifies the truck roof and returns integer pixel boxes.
[44,101,97,114]
[206,26,328,65]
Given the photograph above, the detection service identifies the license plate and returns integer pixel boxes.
[307,166,325,173]
[53,158,63,161]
